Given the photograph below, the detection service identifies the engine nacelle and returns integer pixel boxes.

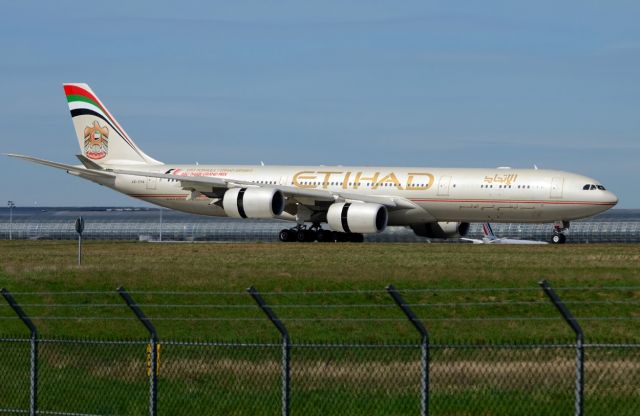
[223,187,285,219]
[327,202,388,234]
[411,221,470,239]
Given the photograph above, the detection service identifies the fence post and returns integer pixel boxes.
[539,280,584,416]
[386,285,430,416]
[247,286,290,416]
[118,287,158,416]
[1,288,38,416]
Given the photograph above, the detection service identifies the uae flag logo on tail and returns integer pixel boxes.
[84,120,109,160]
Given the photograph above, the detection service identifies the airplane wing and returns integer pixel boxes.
[110,167,421,210]
[460,237,485,244]
[7,154,422,213]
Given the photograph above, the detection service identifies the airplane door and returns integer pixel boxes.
[550,177,564,199]
[146,177,157,190]
[437,176,451,196]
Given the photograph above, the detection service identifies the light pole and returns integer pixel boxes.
[159,208,163,242]
[7,201,15,240]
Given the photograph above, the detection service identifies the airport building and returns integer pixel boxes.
[0,207,639,243]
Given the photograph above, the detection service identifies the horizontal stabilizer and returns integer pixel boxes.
[5,153,115,179]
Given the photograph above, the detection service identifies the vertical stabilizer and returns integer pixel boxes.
[63,83,162,166]
[482,223,497,240]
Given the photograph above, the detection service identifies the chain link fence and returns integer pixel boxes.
[1,338,639,415]
[2,283,640,415]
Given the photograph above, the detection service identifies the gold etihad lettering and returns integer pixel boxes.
[406,173,434,190]
[292,171,317,188]
[342,172,351,189]
[483,173,518,185]
[291,170,435,191]
[353,172,380,189]
[375,172,403,190]
[316,171,343,189]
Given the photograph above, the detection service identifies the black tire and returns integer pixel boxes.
[348,233,365,243]
[305,229,318,242]
[559,233,567,244]
[334,232,349,242]
[551,234,566,244]
[316,229,334,242]
[296,229,317,242]
[279,229,294,242]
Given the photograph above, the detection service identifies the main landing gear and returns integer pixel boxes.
[278,224,364,243]
[550,221,569,244]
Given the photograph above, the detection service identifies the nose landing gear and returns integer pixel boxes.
[550,221,570,244]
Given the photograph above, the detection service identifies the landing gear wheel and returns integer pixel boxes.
[297,229,317,242]
[306,230,318,242]
[348,233,365,243]
[316,229,335,242]
[551,233,566,244]
[334,232,349,242]
[279,229,295,242]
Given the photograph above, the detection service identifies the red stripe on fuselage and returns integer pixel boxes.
[410,198,615,206]
[129,194,190,198]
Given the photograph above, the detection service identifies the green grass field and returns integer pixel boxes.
[0,241,638,342]
[1,241,639,415]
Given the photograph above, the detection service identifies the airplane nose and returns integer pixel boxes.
[606,191,619,206]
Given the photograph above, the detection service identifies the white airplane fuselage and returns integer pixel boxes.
[95,164,617,225]
[10,83,619,243]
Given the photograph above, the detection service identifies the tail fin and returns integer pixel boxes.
[63,83,162,166]
[482,223,497,240]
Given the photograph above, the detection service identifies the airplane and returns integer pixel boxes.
[461,223,548,244]
[6,83,618,244]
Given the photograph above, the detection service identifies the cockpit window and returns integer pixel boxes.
[583,183,607,191]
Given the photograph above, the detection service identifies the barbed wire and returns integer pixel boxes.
[0,316,638,322]
[6,286,640,296]
[1,300,638,309]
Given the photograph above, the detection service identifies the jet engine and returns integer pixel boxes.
[411,221,470,239]
[223,187,285,219]
[327,202,388,234]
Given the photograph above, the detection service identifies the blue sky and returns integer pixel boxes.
[1,1,638,207]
